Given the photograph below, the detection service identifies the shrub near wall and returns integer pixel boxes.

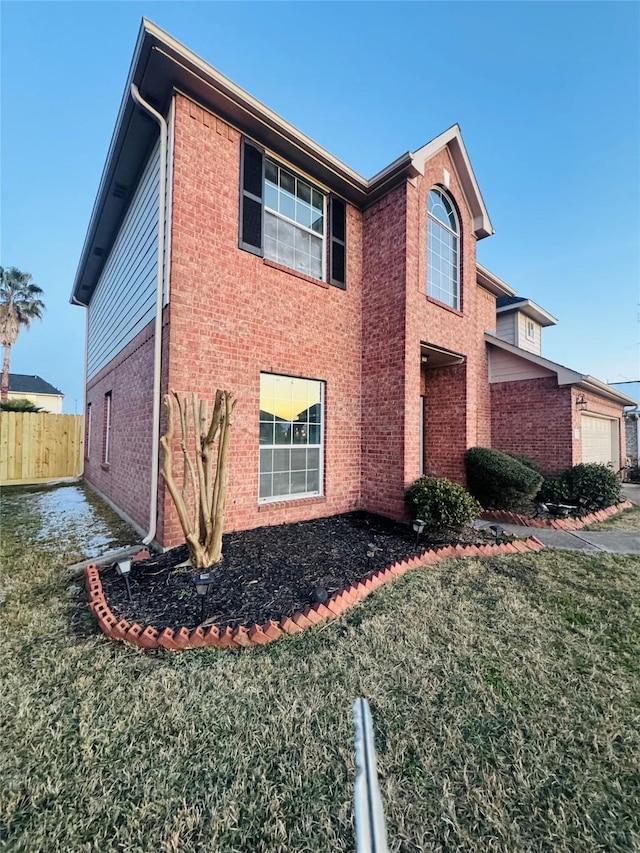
[405,477,481,531]
[539,463,621,510]
[465,447,543,511]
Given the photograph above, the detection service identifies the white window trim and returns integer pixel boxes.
[526,319,535,340]
[427,188,460,310]
[86,402,92,456]
[104,393,112,464]
[263,157,326,282]
[258,376,324,504]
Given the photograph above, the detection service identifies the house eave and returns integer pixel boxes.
[484,333,636,406]
[72,19,497,306]
[496,298,557,327]
[476,263,517,298]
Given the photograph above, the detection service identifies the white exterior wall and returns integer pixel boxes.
[87,140,160,380]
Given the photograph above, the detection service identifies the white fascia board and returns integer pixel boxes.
[496,299,557,327]
[485,332,637,405]
[410,125,494,239]
[476,263,517,297]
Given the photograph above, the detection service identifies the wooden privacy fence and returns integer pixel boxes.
[0,412,84,485]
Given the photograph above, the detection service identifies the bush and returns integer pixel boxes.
[505,452,543,476]
[561,463,621,510]
[0,398,43,412]
[405,477,481,531]
[464,447,543,510]
[537,475,570,505]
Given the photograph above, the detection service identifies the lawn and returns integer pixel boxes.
[2,491,639,852]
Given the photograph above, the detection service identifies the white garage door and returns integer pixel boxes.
[581,415,618,468]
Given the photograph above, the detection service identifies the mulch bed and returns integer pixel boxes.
[99,511,498,632]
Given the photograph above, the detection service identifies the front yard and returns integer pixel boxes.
[2,487,639,852]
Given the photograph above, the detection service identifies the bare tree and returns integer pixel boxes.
[160,389,237,568]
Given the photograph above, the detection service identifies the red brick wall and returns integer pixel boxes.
[405,149,496,490]
[84,319,157,532]
[162,95,364,545]
[491,377,574,473]
[491,377,627,473]
[361,184,408,518]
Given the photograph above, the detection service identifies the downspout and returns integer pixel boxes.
[130,83,167,546]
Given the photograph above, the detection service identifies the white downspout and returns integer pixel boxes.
[130,83,167,546]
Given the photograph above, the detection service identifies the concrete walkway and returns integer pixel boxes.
[478,487,640,554]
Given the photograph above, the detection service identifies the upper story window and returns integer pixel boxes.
[427,187,460,310]
[239,138,346,288]
[526,319,535,340]
[264,159,324,280]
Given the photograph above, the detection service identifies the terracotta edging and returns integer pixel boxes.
[85,536,546,651]
[481,500,632,531]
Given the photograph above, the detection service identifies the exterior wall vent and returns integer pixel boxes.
[112,183,128,199]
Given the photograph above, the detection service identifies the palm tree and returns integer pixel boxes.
[0,267,45,400]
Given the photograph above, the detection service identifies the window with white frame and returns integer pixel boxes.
[103,392,112,464]
[239,139,347,288]
[526,319,535,340]
[264,159,325,280]
[427,187,460,309]
[86,402,92,458]
[259,373,323,502]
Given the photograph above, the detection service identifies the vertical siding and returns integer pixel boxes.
[87,141,160,380]
[517,312,542,354]
[496,313,516,345]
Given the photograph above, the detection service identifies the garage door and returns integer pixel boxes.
[581,415,618,468]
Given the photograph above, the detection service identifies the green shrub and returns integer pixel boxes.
[562,463,621,509]
[537,475,570,505]
[0,398,43,412]
[506,452,543,476]
[464,447,543,510]
[405,477,481,531]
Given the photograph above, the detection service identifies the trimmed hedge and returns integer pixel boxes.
[539,463,621,510]
[465,447,543,510]
[405,477,481,531]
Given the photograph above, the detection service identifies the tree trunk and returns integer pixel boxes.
[1,343,11,401]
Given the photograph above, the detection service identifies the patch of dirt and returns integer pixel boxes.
[99,511,498,632]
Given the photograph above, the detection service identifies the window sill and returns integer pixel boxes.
[258,494,327,512]
[101,463,111,472]
[426,295,463,317]
[263,258,329,289]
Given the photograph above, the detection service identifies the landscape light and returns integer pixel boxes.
[489,524,505,543]
[366,542,381,569]
[412,518,426,546]
[115,557,132,602]
[193,572,215,623]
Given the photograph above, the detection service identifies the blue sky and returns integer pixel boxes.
[2,1,639,413]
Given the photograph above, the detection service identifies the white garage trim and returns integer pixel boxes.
[581,415,619,469]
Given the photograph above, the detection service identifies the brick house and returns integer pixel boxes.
[71,20,631,548]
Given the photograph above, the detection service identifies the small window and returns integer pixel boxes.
[526,320,535,340]
[259,373,324,502]
[103,392,112,464]
[427,187,460,309]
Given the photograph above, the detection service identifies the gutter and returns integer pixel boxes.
[130,83,167,547]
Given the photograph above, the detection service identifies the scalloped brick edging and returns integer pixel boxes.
[85,537,545,651]
[481,500,632,531]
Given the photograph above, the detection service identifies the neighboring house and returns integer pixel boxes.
[488,298,635,472]
[70,20,632,549]
[610,381,640,469]
[7,374,64,413]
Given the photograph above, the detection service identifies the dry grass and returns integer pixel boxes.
[1,502,639,851]
[583,503,640,531]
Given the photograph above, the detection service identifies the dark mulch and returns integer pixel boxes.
[99,511,496,632]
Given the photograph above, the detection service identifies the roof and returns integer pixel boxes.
[9,373,63,396]
[71,18,493,306]
[476,264,516,299]
[610,381,640,405]
[484,333,637,406]
[496,295,557,327]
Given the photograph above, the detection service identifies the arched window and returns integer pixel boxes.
[427,188,460,309]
